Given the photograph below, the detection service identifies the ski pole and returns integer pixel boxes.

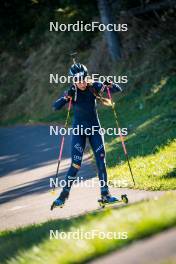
[106,87,136,186]
[51,98,72,194]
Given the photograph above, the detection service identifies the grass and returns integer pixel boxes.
[108,140,176,190]
[0,192,176,264]
[97,76,176,190]
[161,259,176,264]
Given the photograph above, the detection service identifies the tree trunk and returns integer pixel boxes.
[97,0,121,61]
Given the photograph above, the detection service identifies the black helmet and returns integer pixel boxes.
[69,63,88,81]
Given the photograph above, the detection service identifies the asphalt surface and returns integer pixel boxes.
[0,125,164,231]
[89,228,176,264]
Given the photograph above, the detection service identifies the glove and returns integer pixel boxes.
[65,86,76,100]
[104,81,122,92]
[104,80,112,86]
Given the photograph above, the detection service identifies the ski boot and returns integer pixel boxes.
[98,194,118,208]
[98,189,128,208]
[50,189,69,210]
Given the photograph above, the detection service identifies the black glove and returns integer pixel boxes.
[104,80,122,93]
[66,86,76,100]
[104,80,112,86]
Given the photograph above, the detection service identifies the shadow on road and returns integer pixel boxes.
[0,125,96,205]
[0,125,68,177]
[0,156,95,205]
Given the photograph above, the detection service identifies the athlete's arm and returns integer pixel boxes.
[52,86,76,111]
[52,95,68,111]
[104,81,122,93]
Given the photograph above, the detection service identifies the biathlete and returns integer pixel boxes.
[51,63,122,209]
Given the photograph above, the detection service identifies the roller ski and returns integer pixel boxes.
[98,193,128,208]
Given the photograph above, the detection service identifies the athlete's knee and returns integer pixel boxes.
[65,163,81,188]
[96,152,106,169]
[100,151,106,159]
[72,162,81,170]
[70,162,81,174]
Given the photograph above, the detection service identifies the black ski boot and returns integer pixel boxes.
[98,187,118,207]
[51,189,69,210]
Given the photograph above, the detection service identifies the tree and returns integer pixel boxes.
[97,0,121,61]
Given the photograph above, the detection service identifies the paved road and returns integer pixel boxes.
[89,228,176,264]
[0,125,164,230]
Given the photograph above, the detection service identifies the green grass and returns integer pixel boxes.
[0,192,176,264]
[97,76,176,190]
[108,140,176,190]
[161,259,176,264]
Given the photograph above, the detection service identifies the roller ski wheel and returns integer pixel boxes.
[121,194,128,204]
[98,196,119,208]
[98,194,128,208]
[50,198,65,211]
[98,199,105,208]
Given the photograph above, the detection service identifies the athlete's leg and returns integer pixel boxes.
[59,133,86,200]
[88,131,109,195]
